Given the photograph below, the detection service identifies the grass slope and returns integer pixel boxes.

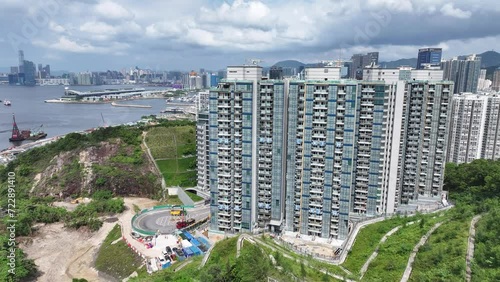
[94,224,143,279]
[146,126,197,187]
[409,216,470,281]
[362,214,447,281]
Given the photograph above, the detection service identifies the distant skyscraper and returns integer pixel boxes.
[269,67,283,79]
[10,66,18,74]
[350,52,379,79]
[442,54,481,93]
[18,50,24,73]
[209,73,219,87]
[22,60,36,86]
[493,69,500,92]
[417,48,442,69]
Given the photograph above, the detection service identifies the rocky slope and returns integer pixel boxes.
[30,140,160,198]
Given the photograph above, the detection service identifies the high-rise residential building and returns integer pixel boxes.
[350,52,379,79]
[396,81,453,204]
[201,64,453,240]
[208,65,266,233]
[76,72,92,85]
[284,78,407,238]
[482,95,500,160]
[492,69,500,92]
[447,93,500,163]
[197,90,210,192]
[363,66,443,83]
[447,93,488,164]
[442,54,481,93]
[417,48,442,69]
[477,69,491,91]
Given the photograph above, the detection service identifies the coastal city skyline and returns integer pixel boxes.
[0,0,499,71]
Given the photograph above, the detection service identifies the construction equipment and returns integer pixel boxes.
[71,197,83,204]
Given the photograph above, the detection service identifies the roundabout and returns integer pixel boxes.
[132,205,211,235]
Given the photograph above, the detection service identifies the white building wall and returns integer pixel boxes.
[227,66,262,81]
[303,67,341,80]
[410,70,444,81]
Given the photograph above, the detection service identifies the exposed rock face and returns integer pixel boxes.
[31,141,160,198]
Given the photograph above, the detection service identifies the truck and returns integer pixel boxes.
[170,209,187,216]
[176,218,195,229]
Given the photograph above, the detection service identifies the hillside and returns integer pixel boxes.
[272,60,305,68]
[379,58,418,68]
[0,119,196,281]
[478,50,500,68]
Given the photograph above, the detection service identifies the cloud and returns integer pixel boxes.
[94,0,133,21]
[0,0,499,71]
[440,3,472,19]
[49,22,66,33]
[33,36,129,54]
[199,0,275,30]
[366,0,414,13]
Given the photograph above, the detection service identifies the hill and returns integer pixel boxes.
[379,58,417,68]
[478,50,500,68]
[272,60,306,68]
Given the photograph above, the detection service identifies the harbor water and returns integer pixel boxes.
[0,84,170,150]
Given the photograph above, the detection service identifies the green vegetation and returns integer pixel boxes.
[164,195,183,206]
[0,234,37,282]
[444,159,500,281]
[409,215,470,281]
[0,120,197,281]
[146,125,197,187]
[343,215,409,274]
[206,236,239,266]
[472,207,500,281]
[185,191,204,202]
[95,224,143,279]
[362,214,447,281]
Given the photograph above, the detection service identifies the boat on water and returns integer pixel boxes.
[4,100,11,106]
[8,115,47,142]
[26,131,48,141]
[26,125,47,141]
[9,115,25,142]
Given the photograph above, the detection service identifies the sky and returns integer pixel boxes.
[0,0,499,72]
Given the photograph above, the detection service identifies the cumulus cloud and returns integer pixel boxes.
[33,36,129,54]
[199,0,275,30]
[49,22,66,33]
[94,0,134,21]
[1,0,499,70]
[440,3,472,19]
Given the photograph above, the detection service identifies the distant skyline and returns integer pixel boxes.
[0,0,499,72]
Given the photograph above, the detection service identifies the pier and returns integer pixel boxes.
[111,102,152,108]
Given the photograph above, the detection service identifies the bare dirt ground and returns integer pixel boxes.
[20,197,159,282]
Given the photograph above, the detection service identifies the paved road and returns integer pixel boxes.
[134,205,210,234]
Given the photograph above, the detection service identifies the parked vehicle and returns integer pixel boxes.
[166,246,172,255]
[176,218,195,229]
